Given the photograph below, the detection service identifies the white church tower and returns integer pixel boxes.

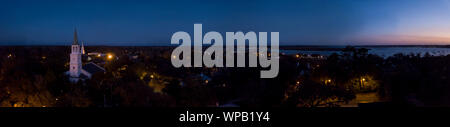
[69,28,82,82]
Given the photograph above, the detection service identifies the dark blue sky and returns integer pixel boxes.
[1,0,450,45]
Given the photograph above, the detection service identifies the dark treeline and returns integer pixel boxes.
[0,46,449,107]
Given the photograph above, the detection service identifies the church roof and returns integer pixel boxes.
[79,73,89,79]
[73,28,79,45]
[82,62,105,74]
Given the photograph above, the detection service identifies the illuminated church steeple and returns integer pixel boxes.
[81,41,85,55]
[69,28,82,82]
[66,28,105,83]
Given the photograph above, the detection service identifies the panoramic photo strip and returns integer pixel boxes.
[1,0,450,126]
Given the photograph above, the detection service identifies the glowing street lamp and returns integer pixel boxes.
[360,77,366,89]
[107,54,113,59]
[324,79,332,85]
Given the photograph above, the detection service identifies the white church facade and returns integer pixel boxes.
[67,29,105,83]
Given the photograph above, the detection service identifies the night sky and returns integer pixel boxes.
[1,0,450,46]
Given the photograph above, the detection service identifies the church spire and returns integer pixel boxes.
[81,41,85,55]
[73,28,79,45]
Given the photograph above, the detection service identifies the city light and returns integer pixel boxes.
[107,54,113,59]
[324,79,332,85]
[360,77,367,89]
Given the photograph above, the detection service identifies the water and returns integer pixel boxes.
[367,47,450,58]
[281,46,450,58]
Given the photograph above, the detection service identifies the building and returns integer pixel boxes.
[67,28,105,83]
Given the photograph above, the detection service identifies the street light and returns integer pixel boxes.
[360,77,366,89]
[324,79,332,85]
[107,54,113,59]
